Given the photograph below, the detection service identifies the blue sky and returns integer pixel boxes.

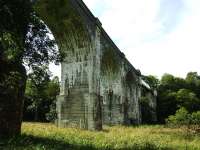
[82,0,200,78]
[50,0,200,78]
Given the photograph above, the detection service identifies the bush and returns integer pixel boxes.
[166,107,200,133]
[166,107,190,125]
[191,111,200,125]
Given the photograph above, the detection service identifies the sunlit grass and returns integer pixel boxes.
[1,122,200,150]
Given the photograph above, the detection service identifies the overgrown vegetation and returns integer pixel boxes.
[144,72,200,124]
[166,107,200,133]
[1,123,200,150]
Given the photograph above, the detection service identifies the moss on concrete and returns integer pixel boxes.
[101,47,120,77]
[34,0,91,51]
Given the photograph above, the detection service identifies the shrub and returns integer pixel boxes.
[166,107,200,133]
[191,111,200,125]
[166,107,190,126]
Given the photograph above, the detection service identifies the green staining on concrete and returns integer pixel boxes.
[125,71,136,87]
[34,0,154,129]
[101,46,120,78]
[34,0,91,52]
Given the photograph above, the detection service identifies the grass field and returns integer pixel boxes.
[1,122,200,150]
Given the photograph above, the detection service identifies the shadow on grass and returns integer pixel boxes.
[0,134,174,150]
[0,134,96,150]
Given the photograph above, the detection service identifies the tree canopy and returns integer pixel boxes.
[157,72,200,123]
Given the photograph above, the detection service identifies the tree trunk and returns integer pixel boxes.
[34,105,39,122]
[0,62,27,138]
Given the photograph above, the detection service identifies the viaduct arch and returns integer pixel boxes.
[34,0,156,130]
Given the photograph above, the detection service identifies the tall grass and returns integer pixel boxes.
[1,123,200,150]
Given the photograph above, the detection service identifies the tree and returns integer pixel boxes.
[167,107,200,133]
[23,71,60,122]
[24,66,50,121]
[160,74,186,91]
[45,77,60,122]
[166,107,190,126]
[0,0,32,137]
[0,0,59,137]
[157,90,178,123]
[186,72,200,98]
[175,89,200,113]
[160,74,175,87]
[186,72,200,86]
[157,73,200,123]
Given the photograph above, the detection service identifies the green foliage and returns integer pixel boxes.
[166,107,200,133]
[0,0,60,89]
[186,72,200,98]
[25,18,60,67]
[191,111,200,125]
[176,89,200,112]
[157,90,178,123]
[166,107,190,125]
[160,74,175,85]
[186,72,200,86]
[0,33,20,62]
[0,0,32,63]
[160,74,186,91]
[45,77,60,122]
[23,67,59,122]
[157,72,200,123]
[0,0,60,68]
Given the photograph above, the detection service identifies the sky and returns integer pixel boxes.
[50,0,200,79]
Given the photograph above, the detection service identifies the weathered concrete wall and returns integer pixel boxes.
[35,0,100,130]
[35,0,155,130]
[100,32,142,125]
[140,82,157,123]
[55,0,143,129]
[55,1,102,129]
[145,90,157,123]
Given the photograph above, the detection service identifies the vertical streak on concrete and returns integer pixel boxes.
[87,20,102,130]
[52,0,157,130]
